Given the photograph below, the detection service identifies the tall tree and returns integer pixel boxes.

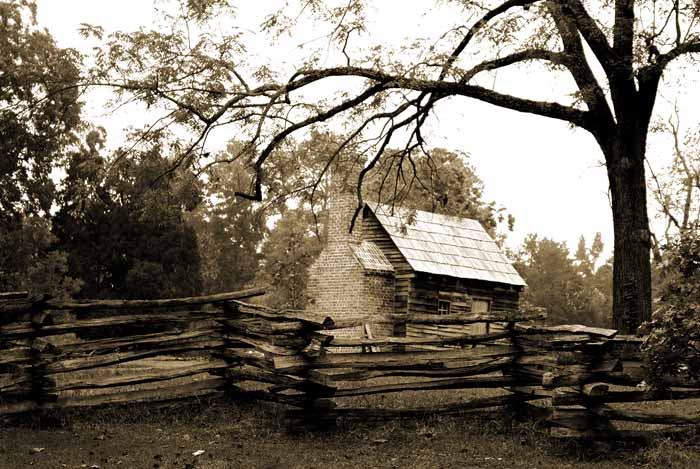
[53,135,203,299]
[0,0,84,296]
[189,156,267,294]
[647,107,700,255]
[514,233,611,326]
[88,1,700,332]
[256,208,323,310]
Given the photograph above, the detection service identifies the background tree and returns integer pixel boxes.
[642,231,700,385]
[364,147,514,238]
[87,0,700,333]
[514,233,611,326]
[648,106,700,257]
[256,208,323,309]
[53,134,203,299]
[188,157,267,294]
[0,0,84,297]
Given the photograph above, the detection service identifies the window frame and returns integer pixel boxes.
[437,299,451,315]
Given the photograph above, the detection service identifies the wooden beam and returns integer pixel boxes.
[45,288,266,310]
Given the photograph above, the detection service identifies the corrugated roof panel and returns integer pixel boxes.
[367,203,526,286]
[352,241,395,274]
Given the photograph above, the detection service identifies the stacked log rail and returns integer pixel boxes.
[0,289,263,414]
[512,326,700,438]
[267,311,546,428]
[5,290,700,440]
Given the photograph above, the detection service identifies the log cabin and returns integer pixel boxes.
[307,189,526,339]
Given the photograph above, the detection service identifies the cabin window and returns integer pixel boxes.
[437,300,451,315]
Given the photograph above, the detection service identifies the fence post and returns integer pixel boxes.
[547,333,617,439]
[28,296,57,411]
[503,320,526,427]
[218,301,245,398]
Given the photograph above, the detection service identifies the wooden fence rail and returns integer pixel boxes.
[2,291,700,439]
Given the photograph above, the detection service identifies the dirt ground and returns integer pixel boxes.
[2,396,700,469]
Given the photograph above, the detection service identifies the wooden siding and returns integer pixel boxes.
[362,207,413,314]
[408,273,520,316]
[407,273,520,336]
[361,207,521,338]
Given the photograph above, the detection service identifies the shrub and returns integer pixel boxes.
[641,232,700,385]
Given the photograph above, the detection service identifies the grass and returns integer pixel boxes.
[3,387,700,469]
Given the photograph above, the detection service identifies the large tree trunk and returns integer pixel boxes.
[606,128,652,334]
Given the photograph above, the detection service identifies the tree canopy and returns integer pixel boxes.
[514,233,612,326]
[0,0,84,297]
[53,135,203,299]
[84,0,700,332]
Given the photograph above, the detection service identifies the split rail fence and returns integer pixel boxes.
[2,290,700,439]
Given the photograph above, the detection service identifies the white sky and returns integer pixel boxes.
[35,0,700,258]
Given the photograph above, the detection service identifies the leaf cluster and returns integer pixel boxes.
[642,232,700,385]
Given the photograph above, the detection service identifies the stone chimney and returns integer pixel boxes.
[326,179,362,244]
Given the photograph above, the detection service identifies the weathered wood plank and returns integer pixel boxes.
[590,404,700,425]
[327,394,540,420]
[0,291,29,300]
[307,356,514,386]
[55,328,221,355]
[1,312,219,338]
[44,340,225,375]
[331,376,518,398]
[552,387,700,406]
[274,345,515,372]
[516,324,618,338]
[316,331,511,347]
[45,288,265,310]
[54,360,229,392]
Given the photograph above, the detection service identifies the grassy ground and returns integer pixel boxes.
[2,393,700,469]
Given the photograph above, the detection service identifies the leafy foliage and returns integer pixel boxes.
[642,232,700,384]
[256,209,323,310]
[0,0,85,298]
[53,134,203,299]
[513,233,611,327]
[0,0,83,221]
[0,215,82,299]
[188,154,267,294]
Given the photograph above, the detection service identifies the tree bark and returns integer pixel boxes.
[606,125,652,334]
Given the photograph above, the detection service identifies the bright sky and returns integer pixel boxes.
[35,0,700,258]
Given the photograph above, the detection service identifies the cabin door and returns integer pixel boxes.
[471,299,491,335]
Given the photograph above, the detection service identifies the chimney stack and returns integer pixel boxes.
[326,178,362,244]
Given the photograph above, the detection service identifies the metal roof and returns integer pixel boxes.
[366,203,526,287]
[352,240,395,274]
